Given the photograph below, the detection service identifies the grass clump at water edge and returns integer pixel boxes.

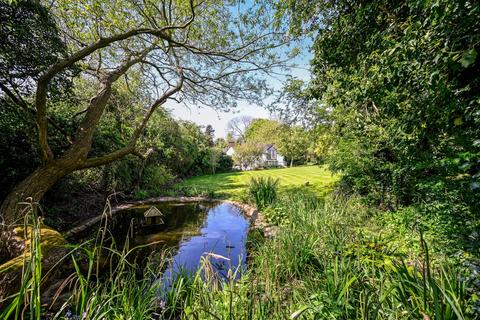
[248,176,279,209]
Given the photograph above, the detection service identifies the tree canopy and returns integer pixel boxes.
[0,0,293,224]
[280,0,480,246]
[244,118,282,145]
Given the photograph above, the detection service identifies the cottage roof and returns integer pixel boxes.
[265,144,274,151]
[225,143,277,153]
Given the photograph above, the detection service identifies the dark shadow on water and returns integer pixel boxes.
[75,201,250,285]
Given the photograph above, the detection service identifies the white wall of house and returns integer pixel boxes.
[261,154,286,167]
[225,146,235,157]
[263,145,286,168]
[226,145,286,169]
[277,154,286,167]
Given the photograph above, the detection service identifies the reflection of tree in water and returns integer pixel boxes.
[117,202,216,267]
[72,201,247,282]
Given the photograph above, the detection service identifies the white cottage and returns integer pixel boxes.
[225,141,286,170]
[262,144,286,167]
[225,141,236,157]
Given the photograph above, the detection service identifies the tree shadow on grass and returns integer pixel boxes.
[178,168,339,200]
[176,171,247,199]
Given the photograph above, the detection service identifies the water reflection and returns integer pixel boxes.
[161,203,249,287]
[80,201,250,283]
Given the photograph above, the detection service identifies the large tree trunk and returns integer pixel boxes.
[0,162,73,226]
[0,73,116,227]
[0,161,75,262]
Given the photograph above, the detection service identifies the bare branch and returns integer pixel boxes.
[227,116,253,142]
[78,64,184,170]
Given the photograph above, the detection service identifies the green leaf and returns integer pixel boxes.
[459,49,477,68]
[290,305,309,319]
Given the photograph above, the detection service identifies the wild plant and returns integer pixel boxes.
[1,192,474,319]
[248,177,279,209]
[0,201,43,319]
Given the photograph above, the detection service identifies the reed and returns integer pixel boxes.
[1,201,43,319]
[248,176,279,209]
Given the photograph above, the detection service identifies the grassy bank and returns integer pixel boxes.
[176,165,338,199]
[3,190,477,319]
[183,192,475,319]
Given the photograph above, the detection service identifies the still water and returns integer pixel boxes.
[86,201,250,282]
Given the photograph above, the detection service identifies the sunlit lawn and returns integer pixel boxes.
[177,165,339,199]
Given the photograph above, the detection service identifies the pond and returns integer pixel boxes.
[77,201,250,283]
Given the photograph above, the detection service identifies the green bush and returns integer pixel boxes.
[262,205,289,226]
[280,0,480,239]
[98,156,140,192]
[248,176,279,209]
[215,153,233,173]
[141,165,176,191]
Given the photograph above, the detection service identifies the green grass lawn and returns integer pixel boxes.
[177,165,338,199]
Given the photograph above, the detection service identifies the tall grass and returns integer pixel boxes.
[1,192,475,319]
[0,202,167,319]
[177,192,472,319]
[1,201,43,319]
[248,176,279,209]
[247,192,472,319]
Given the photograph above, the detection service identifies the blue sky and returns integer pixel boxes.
[166,51,312,139]
[165,1,313,139]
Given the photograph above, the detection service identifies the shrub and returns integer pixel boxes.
[101,156,141,192]
[248,176,279,209]
[141,165,176,191]
[215,153,233,173]
[262,205,289,226]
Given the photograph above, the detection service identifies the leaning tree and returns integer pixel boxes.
[0,0,291,227]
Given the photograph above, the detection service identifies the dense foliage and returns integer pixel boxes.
[244,118,282,145]
[0,0,73,97]
[281,0,480,252]
[0,0,75,201]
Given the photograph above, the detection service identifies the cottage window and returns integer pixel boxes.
[266,148,276,161]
